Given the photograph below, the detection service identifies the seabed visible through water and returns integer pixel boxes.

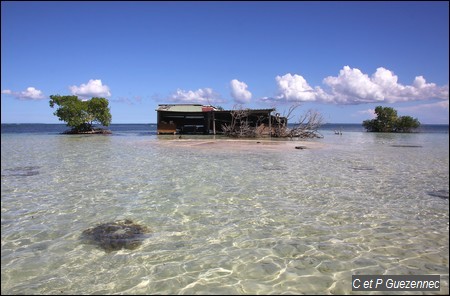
[1,129,449,294]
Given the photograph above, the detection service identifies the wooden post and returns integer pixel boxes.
[269,111,272,137]
[156,111,160,135]
[213,111,216,135]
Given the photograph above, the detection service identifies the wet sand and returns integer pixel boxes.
[155,138,326,151]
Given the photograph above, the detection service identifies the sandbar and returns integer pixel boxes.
[155,138,325,151]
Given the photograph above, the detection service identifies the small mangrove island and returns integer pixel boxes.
[49,95,112,134]
[363,106,420,133]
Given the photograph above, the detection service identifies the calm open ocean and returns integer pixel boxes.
[1,124,449,294]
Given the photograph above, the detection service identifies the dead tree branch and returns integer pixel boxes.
[221,105,257,137]
[288,109,324,138]
[222,104,324,138]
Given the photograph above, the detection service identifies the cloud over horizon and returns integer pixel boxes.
[166,88,225,105]
[69,79,111,98]
[1,87,45,100]
[230,79,252,104]
[263,66,449,105]
[111,96,143,105]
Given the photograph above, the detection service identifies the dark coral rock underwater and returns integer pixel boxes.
[81,219,149,252]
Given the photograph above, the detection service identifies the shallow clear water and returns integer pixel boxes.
[1,129,449,294]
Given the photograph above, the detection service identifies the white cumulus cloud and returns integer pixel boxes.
[1,87,45,100]
[275,73,319,102]
[230,79,252,104]
[324,66,385,103]
[324,66,448,104]
[69,79,111,98]
[265,66,448,105]
[167,88,225,104]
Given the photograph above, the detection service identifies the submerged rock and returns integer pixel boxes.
[81,219,149,252]
[391,144,422,148]
[350,166,375,171]
[2,166,40,177]
[427,190,449,199]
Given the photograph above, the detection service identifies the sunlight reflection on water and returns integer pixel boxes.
[1,131,449,294]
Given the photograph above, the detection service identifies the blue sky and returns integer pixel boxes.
[1,1,449,124]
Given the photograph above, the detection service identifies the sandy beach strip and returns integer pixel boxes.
[155,138,326,151]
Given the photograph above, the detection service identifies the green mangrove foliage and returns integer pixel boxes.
[49,95,112,133]
[362,106,420,133]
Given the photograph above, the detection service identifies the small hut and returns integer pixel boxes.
[156,104,285,135]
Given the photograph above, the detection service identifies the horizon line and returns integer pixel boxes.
[1,122,449,126]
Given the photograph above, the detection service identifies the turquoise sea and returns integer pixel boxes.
[1,124,449,294]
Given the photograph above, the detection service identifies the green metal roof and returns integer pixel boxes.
[156,104,275,114]
[156,104,204,112]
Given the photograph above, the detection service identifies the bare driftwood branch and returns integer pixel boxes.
[222,105,257,137]
[271,104,323,138]
[272,103,300,137]
[288,109,324,138]
[222,104,324,138]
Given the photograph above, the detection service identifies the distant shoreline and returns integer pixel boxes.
[1,123,448,134]
[2,123,449,126]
